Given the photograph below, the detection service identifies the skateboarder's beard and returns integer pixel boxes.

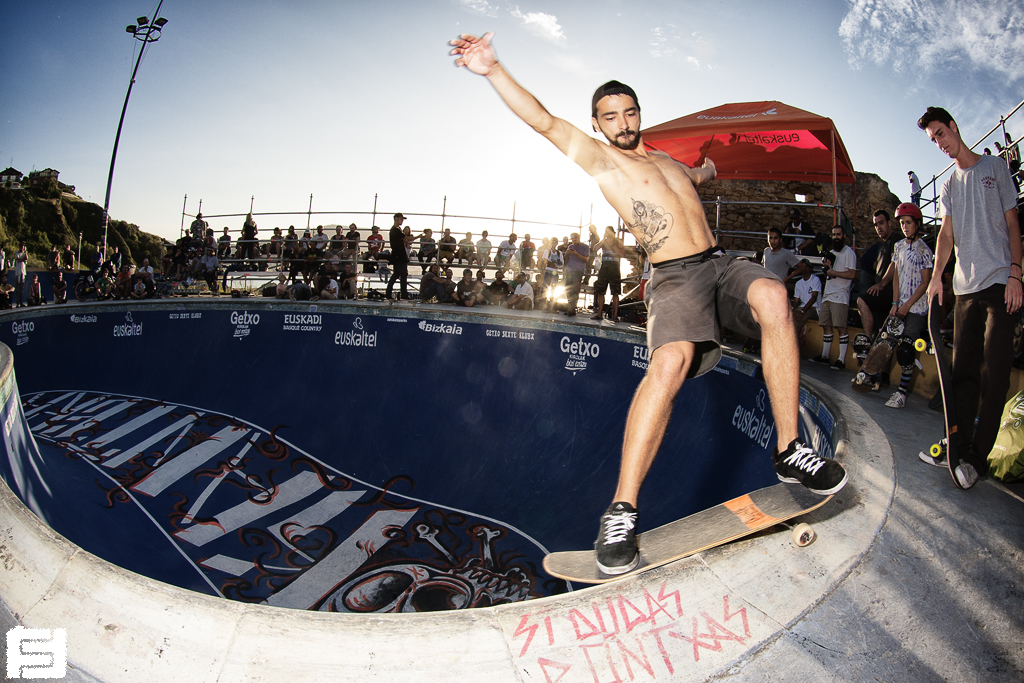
[610,129,641,151]
[832,237,845,250]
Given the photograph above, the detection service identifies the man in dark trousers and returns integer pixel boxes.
[385,213,415,300]
[918,106,1022,488]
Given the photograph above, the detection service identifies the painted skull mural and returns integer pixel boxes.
[18,391,567,612]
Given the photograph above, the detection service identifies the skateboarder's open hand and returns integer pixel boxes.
[451,32,498,77]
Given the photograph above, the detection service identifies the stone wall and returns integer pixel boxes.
[696,172,902,255]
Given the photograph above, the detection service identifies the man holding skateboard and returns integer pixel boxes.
[451,32,848,574]
[919,106,1022,488]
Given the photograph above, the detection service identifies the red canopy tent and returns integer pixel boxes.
[641,102,856,225]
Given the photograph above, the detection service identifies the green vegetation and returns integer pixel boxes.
[0,183,164,269]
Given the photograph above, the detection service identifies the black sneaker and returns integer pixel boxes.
[772,439,848,495]
[830,359,845,371]
[809,355,830,365]
[595,502,640,575]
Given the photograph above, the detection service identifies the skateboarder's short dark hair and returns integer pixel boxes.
[917,106,955,131]
[873,209,890,221]
[592,81,640,118]
[768,226,782,237]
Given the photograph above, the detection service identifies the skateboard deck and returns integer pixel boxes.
[928,295,964,488]
[543,483,833,584]
[852,315,904,392]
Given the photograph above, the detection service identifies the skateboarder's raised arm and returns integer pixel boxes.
[451,33,606,177]
[678,156,717,188]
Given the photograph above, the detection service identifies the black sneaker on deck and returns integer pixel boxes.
[772,439,848,495]
[595,502,640,575]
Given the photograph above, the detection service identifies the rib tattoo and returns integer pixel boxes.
[630,199,672,254]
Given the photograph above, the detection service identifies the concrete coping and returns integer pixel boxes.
[0,331,895,682]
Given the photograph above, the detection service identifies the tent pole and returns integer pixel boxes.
[715,196,722,243]
[831,129,838,227]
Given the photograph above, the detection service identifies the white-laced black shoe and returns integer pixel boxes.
[595,502,640,575]
[773,439,848,495]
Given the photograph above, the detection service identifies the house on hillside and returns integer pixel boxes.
[28,168,60,187]
[0,167,23,189]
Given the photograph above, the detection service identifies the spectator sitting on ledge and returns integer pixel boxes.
[27,274,45,307]
[136,258,155,297]
[52,271,67,304]
[419,264,450,302]
[112,265,133,300]
[198,248,219,292]
[506,272,534,310]
[275,273,290,299]
[318,272,339,300]
[484,269,510,305]
[452,268,483,307]
[130,279,147,300]
[339,262,358,299]
[0,275,14,310]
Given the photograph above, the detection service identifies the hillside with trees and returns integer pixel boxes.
[0,178,164,269]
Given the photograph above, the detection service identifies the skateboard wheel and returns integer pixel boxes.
[792,523,816,547]
[930,443,942,457]
[915,338,927,352]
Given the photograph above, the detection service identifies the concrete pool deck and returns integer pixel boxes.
[0,301,1020,682]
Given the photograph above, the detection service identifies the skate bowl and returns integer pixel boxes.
[0,300,893,682]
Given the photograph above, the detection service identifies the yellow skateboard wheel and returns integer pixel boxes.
[930,443,942,457]
[915,338,927,352]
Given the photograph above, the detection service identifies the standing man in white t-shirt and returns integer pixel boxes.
[810,226,857,370]
[918,106,1022,487]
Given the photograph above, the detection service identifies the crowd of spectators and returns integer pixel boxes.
[166,212,637,314]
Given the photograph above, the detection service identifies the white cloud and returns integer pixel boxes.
[839,0,1024,81]
[457,0,499,17]
[510,7,566,44]
[649,25,712,69]
[649,26,677,58]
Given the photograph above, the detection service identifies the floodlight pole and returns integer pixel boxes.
[101,2,168,262]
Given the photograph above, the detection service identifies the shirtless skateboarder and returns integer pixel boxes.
[451,32,848,574]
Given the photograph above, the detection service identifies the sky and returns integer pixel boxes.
[2,0,1023,245]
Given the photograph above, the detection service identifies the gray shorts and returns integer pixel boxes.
[645,251,780,378]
